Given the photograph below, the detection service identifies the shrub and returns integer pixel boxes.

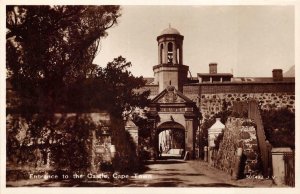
[261,108,295,148]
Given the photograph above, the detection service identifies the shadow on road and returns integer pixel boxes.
[163,172,204,176]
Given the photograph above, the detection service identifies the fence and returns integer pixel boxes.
[283,152,295,187]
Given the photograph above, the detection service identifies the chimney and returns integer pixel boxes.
[272,69,283,81]
[209,63,217,74]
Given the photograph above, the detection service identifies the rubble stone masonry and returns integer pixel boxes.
[213,117,261,177]
[183,83,295,119]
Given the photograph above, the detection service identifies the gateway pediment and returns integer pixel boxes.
[151,86,193,104]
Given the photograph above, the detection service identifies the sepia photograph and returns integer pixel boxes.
[2,1,298,193]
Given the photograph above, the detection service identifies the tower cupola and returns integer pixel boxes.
[157,25,184,65]
[153,25,188,92]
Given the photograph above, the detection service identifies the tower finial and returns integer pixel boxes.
[169,23,171,28]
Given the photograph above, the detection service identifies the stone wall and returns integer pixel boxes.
[198,82,294,94]
[136,85,159,99]
[199,92,295,119]
[183,82,294,95]
[181,83,295,119]
[6,113,118,175]
[144,82,295,119]
[182,85,199,104]
[212,117,261,177]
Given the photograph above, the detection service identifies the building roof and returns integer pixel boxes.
[143,76,295,85]
[125,119,137,128]
[144,77,155,84]
[160,26,181,35]
[197,73,233,77]
[233,77,295,83]
[209,118,225,130]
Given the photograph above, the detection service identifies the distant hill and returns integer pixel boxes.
[283,65,295,77]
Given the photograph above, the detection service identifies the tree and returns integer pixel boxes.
[66,56,151,117]
[6,6,151,173]
[261,108,295,148]
[6,5,121,113]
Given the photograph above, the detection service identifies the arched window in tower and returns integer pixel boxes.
[167,42,173,64]
[176,47,179,64]
[160,44,164,64]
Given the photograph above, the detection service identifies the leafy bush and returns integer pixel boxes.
[261,108,295,148]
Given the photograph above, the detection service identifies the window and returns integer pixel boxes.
[167,42,173,63]
[160,44,164,64]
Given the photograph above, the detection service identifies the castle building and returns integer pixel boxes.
[6,26,295,161]
[138,26,295,159]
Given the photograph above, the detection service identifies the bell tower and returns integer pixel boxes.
[153,26,188,92]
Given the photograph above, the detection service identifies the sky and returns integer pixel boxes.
[93,5,295,78]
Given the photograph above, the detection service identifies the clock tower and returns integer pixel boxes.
[153,26,189,92]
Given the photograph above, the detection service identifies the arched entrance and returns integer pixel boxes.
[147,85,200,160]
[157,121,185,159]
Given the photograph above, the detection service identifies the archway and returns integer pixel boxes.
[157,121,185,159]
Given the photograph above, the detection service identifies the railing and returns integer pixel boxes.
[284,152,295,187]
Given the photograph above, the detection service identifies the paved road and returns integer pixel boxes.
[125,159,237,187]
[6,159,237,187]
